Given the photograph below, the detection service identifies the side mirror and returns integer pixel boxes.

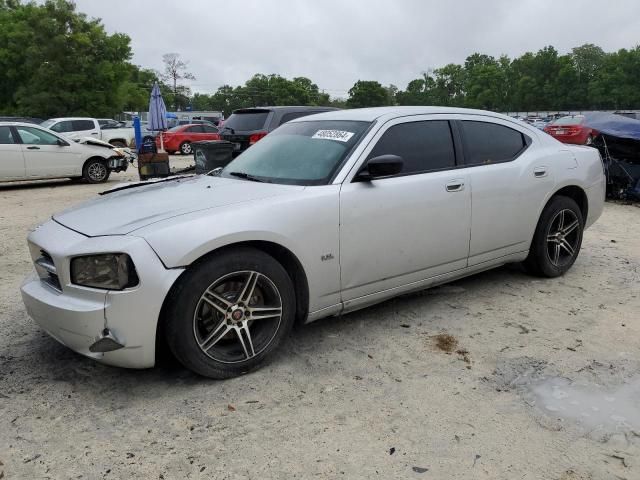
[355,154,403,181]
[57,138,69,147]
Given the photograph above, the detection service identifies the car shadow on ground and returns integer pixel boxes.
[0,179,76,191]
[8,264,527,400]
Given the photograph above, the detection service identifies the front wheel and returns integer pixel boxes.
[164,247,296,379]
[179,142,192,155]
[523,195,584,277]
[83,158,110,183]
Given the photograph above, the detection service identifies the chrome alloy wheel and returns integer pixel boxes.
[87,162,107,182]
[546,209,580,267]
[193,271,283,364]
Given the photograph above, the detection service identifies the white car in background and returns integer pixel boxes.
[21,107,605,379]
[0,122,129,183]
[40,117,135,148]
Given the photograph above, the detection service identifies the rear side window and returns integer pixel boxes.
[50,120,74,133]
[461,121,527,165]
[202,125,218,133]
[367,120,456,175]
[223,111,270,132]
[0,126,15,144]
[72,120,95,131]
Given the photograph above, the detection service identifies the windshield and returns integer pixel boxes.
[552,116,585,126]
[220,120,371,186]
[40,119,55,129]
[222,111,270,132]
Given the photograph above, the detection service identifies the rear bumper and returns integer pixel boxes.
[21,220,184,369]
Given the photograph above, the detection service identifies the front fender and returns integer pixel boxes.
[136,186,342,314]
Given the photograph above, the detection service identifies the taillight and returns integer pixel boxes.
[249,131,267,145]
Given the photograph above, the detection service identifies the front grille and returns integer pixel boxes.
[35,250,62,292]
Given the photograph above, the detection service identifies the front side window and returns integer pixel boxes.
[186,125,204,133]
[0,126,15,144]
[461,121,528,165]
[16,126,60,145]
[72,120,95,131]
[221,120,371,185]
[367,120,456,175]
[49,120,74,133]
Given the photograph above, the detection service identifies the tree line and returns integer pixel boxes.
[1,0,639,120]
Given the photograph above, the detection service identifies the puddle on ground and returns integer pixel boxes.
[528,375,640,433]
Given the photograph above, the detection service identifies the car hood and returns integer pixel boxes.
[53,175,303,236]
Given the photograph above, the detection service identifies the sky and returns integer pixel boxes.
[73,0,640,98]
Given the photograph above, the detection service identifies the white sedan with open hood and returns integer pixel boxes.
[0,122,130,183]
[21,107,606,378]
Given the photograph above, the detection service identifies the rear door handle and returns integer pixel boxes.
[27,146,40,150]
[534,167,547,178]
[445,180,465,192]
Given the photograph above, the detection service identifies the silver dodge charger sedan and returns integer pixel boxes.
[21,107,605,378]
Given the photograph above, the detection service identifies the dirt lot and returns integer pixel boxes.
[0,160,639,479]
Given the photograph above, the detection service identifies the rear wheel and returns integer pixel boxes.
[82,158,110,183]
[180,142,192,155]
[164,247,296,378]
[523,195,584,277]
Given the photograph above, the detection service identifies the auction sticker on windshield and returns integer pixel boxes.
[311,130,355,142]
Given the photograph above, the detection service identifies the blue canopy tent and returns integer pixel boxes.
[148,82,168,151]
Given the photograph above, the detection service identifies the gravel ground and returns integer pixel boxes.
[0,160,639,479]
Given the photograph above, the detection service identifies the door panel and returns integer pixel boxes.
[0,126,26,180]
[460,119,555,265]
[339,170,471,302]
[15,126,79,178]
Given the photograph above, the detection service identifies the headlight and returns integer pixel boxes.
[70,254,139,290]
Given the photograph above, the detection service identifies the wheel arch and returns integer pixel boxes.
[156,240,310,355]
[550,185,588,221]
[82,155,108,171]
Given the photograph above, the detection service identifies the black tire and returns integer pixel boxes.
[110,140,127,148]
[164,247,296,379]
[179,142,192,155]
[82,158,110,183]
[586,134,593,145]
[523,195,584,277]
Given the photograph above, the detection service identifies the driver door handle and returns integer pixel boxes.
[27,146,40,150]
[445,180,465,192]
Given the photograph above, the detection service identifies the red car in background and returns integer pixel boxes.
[543,115,598,145]
[157,124,219,155]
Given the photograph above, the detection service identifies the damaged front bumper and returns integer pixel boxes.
[20,219,183,368]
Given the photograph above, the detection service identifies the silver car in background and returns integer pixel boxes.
[21,107,605,378]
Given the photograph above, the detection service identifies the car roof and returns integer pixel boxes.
[0,121,47,127]
[289,106,519,123]
[45,117,95,122]
[233,106,338,114]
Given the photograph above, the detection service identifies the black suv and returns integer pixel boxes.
[219,106,338,156]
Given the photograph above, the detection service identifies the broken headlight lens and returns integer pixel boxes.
[70,254,139,290]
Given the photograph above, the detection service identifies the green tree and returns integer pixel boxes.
[346,80,390,108]
[0,0,134,117]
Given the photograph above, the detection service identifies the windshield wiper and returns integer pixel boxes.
[228,171,266,183]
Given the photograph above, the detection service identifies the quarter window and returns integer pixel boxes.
[367,120,456,175]
[0,126,15,144]
[461,121,528,165]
